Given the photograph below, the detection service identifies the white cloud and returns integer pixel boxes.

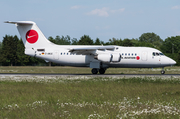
[87,7,109,17]
[172,5,180,9]
[71,5,81,9]
[87,7,125,17]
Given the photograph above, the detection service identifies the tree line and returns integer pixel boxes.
[0,32,180,66]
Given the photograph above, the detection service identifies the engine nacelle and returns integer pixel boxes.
[94,53,121,62]
[94,54,112,62]
[111,53,121,62]
[25,48,35,57]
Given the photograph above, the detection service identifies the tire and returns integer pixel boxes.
[161,70,165,74]
[91,68,98,74]
[99,68,105,74]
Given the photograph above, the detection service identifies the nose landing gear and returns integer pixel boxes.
[161,67,165,74]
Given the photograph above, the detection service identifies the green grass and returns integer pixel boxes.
[0,77,180,118]
[0,66,179,74]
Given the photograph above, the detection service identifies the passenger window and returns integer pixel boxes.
[125,53,127,56]
[128,53,130,56]
[122,53,124,56]
[67,53,68,55]
[132,53,133,56]
[135,53,137,56]
[64,53,65,55]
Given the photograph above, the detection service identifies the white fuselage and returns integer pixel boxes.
[33,45,176,68]
[5,21,176,74]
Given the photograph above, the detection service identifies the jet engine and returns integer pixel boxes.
[94,54,112,62]
[111,53,121,62]
[94,53,121,62]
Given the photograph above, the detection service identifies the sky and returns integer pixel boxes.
[0,0,180,42]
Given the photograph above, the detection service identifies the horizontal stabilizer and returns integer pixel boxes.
[4,21,35,25]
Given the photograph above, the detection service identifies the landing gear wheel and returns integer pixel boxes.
[91,68,98,74]
[99,68,106,74]
[161,67,165,74]
[161,70,165,74]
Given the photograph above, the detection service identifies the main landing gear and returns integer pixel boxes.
[91,68,98,74]
[161,67,165,74]
[91,68,106,74]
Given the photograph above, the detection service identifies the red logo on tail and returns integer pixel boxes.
[26,30,38,44]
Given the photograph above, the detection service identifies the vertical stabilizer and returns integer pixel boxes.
[5,21,52,49]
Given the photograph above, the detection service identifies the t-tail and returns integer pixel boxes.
[5,21,52,56]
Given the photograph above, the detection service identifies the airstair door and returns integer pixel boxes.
[54,51,59,60]
[141,51,148,61]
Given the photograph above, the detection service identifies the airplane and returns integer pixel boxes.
[5,21,176,74]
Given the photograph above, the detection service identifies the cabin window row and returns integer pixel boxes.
[121,53,137,56]
[60,53,75,55]
[60,52,138,56]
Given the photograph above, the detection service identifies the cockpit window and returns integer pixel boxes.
[153,52,164,56]
[156,53,159,56]
[159,53,164,56]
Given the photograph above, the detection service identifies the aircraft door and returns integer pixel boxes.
[53,51,59,60]
[141,51,148,61]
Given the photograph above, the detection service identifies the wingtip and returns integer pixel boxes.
[4,21,10,23]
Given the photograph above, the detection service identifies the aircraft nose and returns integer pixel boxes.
[169,59,176,65]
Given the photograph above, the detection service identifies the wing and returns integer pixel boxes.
[69,46,115,55]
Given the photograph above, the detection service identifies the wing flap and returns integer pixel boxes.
[69,46,115,52]
[69,46,115,55]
